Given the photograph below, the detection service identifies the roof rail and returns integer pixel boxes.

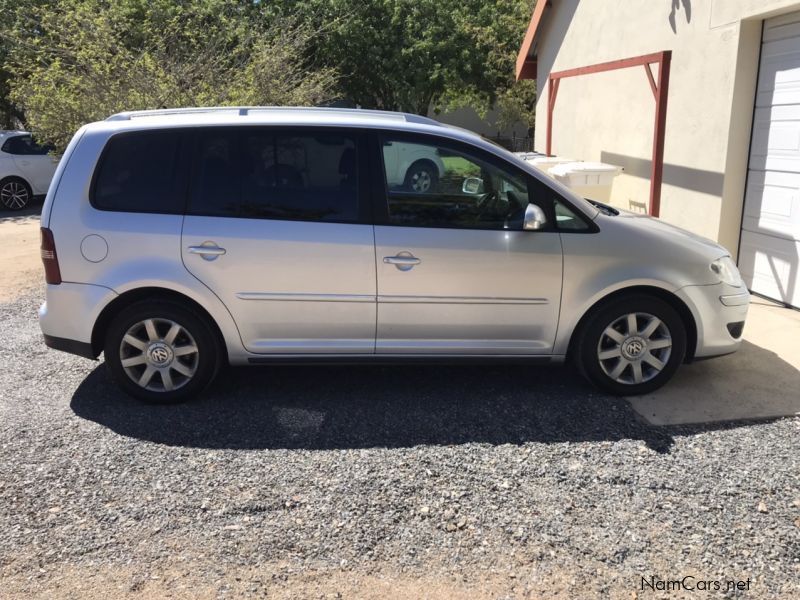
[105,106,442,126]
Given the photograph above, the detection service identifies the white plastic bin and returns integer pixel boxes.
[549,161,622,202]
[513,151,545,161]
[526,155,575,179]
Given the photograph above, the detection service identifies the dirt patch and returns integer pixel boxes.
[0,561,614,600]
[0,214,42,302]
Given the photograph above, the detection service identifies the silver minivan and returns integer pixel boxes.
[39,107,750,402]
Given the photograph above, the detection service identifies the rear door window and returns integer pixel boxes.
[188,128,360,223]
[2,135,53,155]
[92,130,183,213]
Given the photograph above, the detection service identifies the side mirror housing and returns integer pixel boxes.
[523,204,547,231]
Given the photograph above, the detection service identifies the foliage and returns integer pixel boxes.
[1,0,538,149]
[495,79,536,134]
[2,0,337,150]
[263,0,535,116]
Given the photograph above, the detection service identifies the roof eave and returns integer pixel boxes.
[515,0,552,80]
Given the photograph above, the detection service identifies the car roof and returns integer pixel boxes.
[0,130,29,138]
[104,106,440,126]
[88,106,488,142]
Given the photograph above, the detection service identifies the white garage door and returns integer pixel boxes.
[739,11,800,308]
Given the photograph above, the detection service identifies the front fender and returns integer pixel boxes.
[554,275,679,355]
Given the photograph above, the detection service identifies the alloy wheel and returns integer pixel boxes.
[409,169,433,192]
[119,318,199,392]
[596,312,673,385]
[1,181,30,210]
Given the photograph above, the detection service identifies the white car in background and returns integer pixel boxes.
[382,140,445,192]
[0,131,59,210]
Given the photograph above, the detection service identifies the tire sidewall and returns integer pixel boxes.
[104,301,219,403]
[578,295,687,396]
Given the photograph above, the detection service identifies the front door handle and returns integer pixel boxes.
[383,253,421,271]
[188,243,226,261]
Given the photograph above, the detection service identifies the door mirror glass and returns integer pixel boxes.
[461,177,484,195]
[523,203,547,231]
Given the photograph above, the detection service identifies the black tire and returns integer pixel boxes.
[403,160,439,193]
[0,177,32,211]
[104,300,220,403]
[574,294,687,396]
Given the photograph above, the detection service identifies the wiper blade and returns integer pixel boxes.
[588,199,619,216]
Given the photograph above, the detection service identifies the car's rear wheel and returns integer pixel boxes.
[104,300,220,403]
[0,177,32,211]
[403,160,438,193]
[575,294,687,395]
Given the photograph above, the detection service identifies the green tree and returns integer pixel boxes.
[3,0,337,150]
[263,0,535,117]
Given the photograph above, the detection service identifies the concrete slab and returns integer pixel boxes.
[629,298,800,425]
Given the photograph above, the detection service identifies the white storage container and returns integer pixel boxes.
[527,155,575,179]
[549,161,622,202]
[513,151,545,161]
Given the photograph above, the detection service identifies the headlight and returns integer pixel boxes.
[710,256,742,287]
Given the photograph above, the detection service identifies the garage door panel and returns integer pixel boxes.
[762,11,800,41]
[747,109,800,171]
[756,49,800,107]
[742,170,800,241]
[741,11,800,307]
[739,232,800,307]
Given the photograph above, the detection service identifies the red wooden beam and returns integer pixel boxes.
[649,52,671,218]
[643,64,658,99]
[545,50,672,217]
[550,52,667,80]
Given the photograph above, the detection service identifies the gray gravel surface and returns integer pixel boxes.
[0,289,798,598]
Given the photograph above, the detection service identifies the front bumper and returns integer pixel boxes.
[675,282,750,359]
[39,282,117,359]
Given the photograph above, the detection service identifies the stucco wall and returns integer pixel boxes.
[533,0,800,256]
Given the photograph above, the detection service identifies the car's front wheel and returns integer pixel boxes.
[104,300,220,403]
[0,177,32,211]
[575,294,687,395]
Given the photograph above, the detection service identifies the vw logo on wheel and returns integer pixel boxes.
[147,342,173,366]
[627,340,643,355]
[622,336,646,360]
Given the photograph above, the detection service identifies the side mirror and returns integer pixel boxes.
[523,204,547,230]
[462,177,484,194]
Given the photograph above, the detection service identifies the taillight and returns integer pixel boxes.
[40,227,62,285]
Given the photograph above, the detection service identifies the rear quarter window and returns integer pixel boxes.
[91,130,183,213]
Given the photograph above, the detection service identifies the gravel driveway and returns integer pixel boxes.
[1,288,798,599]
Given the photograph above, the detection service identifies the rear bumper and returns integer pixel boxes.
[38,282,117,358]
[675,283,750,359]
[42,334,96,359]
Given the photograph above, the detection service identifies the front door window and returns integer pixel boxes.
[379,136,531,230]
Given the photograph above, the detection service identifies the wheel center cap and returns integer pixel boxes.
[147,342,174,366]
[622,336,646,360]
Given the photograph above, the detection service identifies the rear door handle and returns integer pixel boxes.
[188,244,226,261]
[383,254,421,271]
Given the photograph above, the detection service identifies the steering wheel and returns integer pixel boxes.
[475,191,500,216]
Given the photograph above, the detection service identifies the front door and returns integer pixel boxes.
[372,132,563,354]
[182,127,376,354]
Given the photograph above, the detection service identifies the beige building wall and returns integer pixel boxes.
[533,0,800,257]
